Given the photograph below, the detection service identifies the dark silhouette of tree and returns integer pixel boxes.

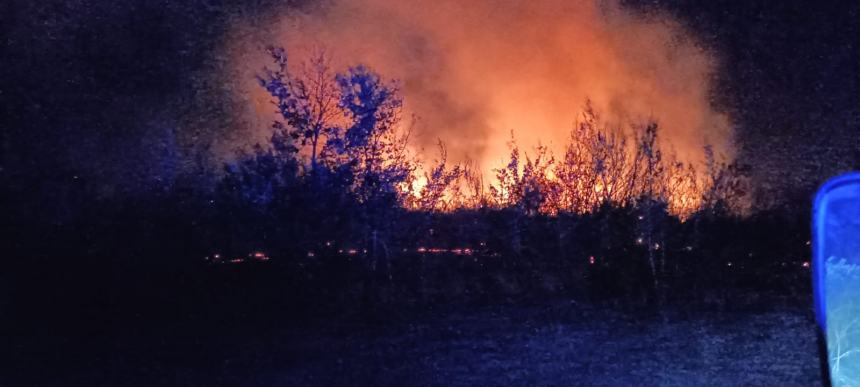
[702,144,750,215]
[634,123,666,300]
[332,65,413,203]
[258,47,342,176]
[202,47,790,315]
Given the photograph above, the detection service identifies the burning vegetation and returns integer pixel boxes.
[231,47,747,218]
[192,45,783,312]
[221,0,734,202]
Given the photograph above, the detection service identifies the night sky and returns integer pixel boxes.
[3,0,859,207]
[640,0,860,208]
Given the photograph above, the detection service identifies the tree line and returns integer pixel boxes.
[2,48,811,331]
[201,48,801,310]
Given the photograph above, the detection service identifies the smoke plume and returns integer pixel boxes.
[223,0,732,177]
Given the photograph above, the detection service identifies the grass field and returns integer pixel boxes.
[275,301,821,386]
[8,296,822,386]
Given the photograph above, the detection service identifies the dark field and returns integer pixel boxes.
[277,301,821,386]
[9,296,821,386]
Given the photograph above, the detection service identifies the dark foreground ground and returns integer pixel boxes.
[8,296,821,386]
[277,301,822,386]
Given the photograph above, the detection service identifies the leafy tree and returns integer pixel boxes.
[330,65,413,204]
[702,144,750,215]
[257,47,342,175]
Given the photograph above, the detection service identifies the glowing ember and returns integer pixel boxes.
[250,252,270,261]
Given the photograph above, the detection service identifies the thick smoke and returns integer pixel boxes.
[223,0,732,177]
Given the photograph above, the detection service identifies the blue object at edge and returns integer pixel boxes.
[813,172,860,332]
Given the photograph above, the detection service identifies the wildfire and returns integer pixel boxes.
[397,118,723,218]
[215,0,748,219]
[222,0,733,212]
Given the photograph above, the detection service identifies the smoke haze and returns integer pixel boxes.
[224,0,732,176]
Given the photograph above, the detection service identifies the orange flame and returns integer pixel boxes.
[218,0,736,217]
